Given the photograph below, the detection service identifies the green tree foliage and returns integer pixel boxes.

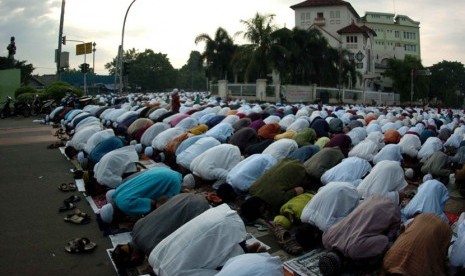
[384,56,427,103]
[45,81,83,102]
[130,49,177,91]
[14,85,37,99]
[430,61,465,108]
[237,13,277,79]
[195,27,236,82]
[177,51,207,91]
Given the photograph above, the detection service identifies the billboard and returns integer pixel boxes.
[76,42,93,55]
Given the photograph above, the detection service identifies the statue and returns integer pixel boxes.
[7,36,16,60]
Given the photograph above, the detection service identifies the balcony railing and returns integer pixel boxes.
[314,17,325,26]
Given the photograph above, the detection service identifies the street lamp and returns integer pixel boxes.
[118,0,137,94]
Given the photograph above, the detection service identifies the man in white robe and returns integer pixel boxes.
[226,154,277,193]
[148,204,247,276]
[93,145,139,189]
[190,144,242,182]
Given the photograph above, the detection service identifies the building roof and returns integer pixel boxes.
[337,22,376,37]
[290,0,360,19]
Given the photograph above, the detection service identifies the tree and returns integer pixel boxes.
[104,48,138,75]
[384,56,426,103]
[237,13,278,79]
[177,51,207,90]
[430,61,465,107]
[195,27,235,82]
[130,49,177,91]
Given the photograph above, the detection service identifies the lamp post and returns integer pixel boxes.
[119,0,137,94]
[92,42,96,87]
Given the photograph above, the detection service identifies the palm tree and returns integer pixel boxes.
[237,12,278,79]
[195,27,235,82]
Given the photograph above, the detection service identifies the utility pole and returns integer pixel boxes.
[57,0,66,80]
[119,0,137,94]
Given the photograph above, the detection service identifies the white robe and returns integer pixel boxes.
[373,144,403,165]
[66,124,102,151]
[140,122,170,147]
[348,139,379,162]
[216,253,283,276]
[151,127,186,151]
[93,145,139,188]
[149,204,246,276]
[205,123,234,143]
[226,154,277,192]
[83,129,115,154]
[398,134,422,158]
[300,182,360,231]
[357,160,407,204]
[262,139,298,161]
[190,144,242,181]
[401,179,449,222]
[176,137,221,170]
[417,137,443,160]
[320,156,372,186]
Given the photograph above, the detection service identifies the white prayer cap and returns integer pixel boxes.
[135,143,143,154]
[129,140,137,146]
[99,203,114,224]
[182,173,195,189]
[105,189,116,204]
[77,151,85,164]
[423,174,433,182]
[171,88,179,96]
[144,147,154,157]
[405,168,414,179]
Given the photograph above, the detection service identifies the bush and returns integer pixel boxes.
[45,82,83,102]
[15,86,37,99]
[16,93,36,103]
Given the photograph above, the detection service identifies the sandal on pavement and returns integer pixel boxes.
[64,237,97,253]
[64,195,81,204]
[58,183,77,192]
[64,212,91,225]
[58,183,70,192]
[58,202,75,212]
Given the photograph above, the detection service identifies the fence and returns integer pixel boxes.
[211,80,400,106]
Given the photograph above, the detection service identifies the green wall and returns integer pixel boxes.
[0,69,21,100]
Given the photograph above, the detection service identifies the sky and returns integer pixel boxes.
[1,0,464,76]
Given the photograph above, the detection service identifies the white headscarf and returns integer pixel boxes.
[357,160,408,204]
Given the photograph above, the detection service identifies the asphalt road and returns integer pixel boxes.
[0,116,115,276]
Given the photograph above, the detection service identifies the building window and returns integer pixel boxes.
[346,36,358,43]
[395,31,399,38]
[301,12,311,26]
[317,12,324,18]
[330,11,340,19]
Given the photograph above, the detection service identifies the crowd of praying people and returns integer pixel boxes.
[49,88,465,275]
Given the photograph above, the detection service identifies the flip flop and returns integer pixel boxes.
[58,183,70,192]
[64,195,81,204]
[67,183,77,191]
[64,237,97,253]
[58,202,75,212]
[64,213,91,225]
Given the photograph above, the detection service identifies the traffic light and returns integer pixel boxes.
[123,62,130,76]
[80,63,90,73]
[62,36,66,45]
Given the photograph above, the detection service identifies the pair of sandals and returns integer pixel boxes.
[65,237,97,253]
[272,224,304,255]
[64,209,91,225]
[58,182,77,192]
[58,195,81,212]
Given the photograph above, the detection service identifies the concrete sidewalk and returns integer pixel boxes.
[0,117,114,276]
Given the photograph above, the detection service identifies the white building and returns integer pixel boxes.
[290,0,421,92]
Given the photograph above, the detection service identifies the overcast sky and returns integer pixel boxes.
[1,0,463,76]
